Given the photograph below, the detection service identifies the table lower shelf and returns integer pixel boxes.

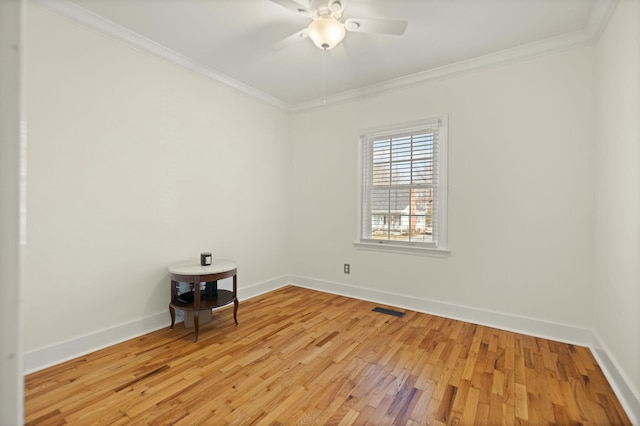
[170,289,235,311]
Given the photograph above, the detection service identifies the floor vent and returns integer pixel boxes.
[372,307,405,317]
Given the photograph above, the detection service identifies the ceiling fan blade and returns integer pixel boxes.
[269,0,311,16]
[344,18,408,35]
[270,28,309,52]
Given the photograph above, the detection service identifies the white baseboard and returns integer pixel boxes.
[238,275,289,301]
[288,275,640,424]
[289,275,592,345]
[23,311,170,375]
[22,273,639,423]
[591,332,640,425]
[23,275,289,374]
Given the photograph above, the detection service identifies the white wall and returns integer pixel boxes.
[594,0,640,409]
[290,47,596,328]
[0,0,25,423]
[24,5,291,353]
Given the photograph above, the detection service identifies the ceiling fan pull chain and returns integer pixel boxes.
[322,48,327,105]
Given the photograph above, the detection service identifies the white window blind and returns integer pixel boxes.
[359,117,447,252]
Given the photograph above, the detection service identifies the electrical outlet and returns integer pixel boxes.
[344,264,350,274]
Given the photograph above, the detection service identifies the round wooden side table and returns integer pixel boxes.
[168,259,238,342]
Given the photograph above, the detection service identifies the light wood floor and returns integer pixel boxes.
[25,286,630,425]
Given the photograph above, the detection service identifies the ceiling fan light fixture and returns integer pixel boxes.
[307,17,346,50]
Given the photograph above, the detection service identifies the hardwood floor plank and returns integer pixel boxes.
[25,286,631,425]
[460,384,481,425]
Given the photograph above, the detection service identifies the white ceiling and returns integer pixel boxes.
[49,0,614,110]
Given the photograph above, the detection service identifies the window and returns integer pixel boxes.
[356,117,448,255]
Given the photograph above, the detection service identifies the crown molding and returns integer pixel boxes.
[291,0,618,112]
[587,0,619,41]
[34,0,291,112]
[36,0,617,114]
[290,30,592,112]
[291,0,618,113]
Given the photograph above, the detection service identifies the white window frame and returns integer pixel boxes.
[354,116,449,257]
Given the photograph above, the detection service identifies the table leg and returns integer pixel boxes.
[233,273,238,325]
[193,310,199,342]
[169,305,175,329]
[233,298,238,325]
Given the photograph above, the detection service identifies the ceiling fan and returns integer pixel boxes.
[270,0,408,51]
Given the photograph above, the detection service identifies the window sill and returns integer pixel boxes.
[353,241,450,257]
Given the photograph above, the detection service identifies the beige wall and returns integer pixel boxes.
[24,4,291,352]
[290,46,596,327]
[594,0,640,408]
[0,0,24,422]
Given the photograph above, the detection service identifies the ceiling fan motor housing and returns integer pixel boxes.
[328,0,344,13]
[309,0,344,19]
